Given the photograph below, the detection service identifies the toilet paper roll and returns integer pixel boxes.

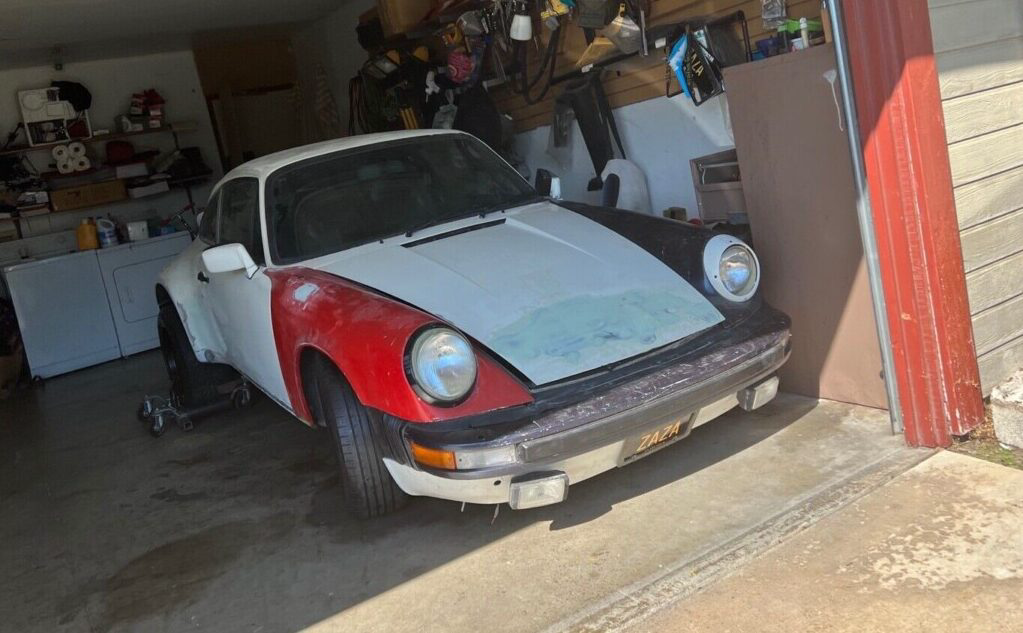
[56,158,75,175]
[68,141,87,157]
[73,156,92,172]
[51,144,70,161]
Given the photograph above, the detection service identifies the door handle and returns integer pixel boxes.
[197,271,210,284]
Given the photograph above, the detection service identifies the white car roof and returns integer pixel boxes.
[220,130,466,182]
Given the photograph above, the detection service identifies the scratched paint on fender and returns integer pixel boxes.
[490,288,723,385]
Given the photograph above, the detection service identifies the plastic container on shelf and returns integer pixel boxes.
[76,218,99,251]
[96,218,118,248]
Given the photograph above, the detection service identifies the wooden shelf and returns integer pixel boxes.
[0,121,200,158]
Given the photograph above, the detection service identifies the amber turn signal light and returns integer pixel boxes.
[410,442,457,470]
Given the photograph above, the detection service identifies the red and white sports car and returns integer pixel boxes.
[157,130,790,517]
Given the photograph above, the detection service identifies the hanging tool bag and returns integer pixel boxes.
[667,28,725,105]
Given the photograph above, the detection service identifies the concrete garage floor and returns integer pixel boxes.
[0,352,922,633]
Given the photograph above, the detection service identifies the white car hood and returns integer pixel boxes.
[311,202,724,385]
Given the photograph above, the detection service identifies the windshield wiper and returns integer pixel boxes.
[402,193,543,238]
[476,192,544,219]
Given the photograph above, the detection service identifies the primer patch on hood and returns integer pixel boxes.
[490,288,719,384]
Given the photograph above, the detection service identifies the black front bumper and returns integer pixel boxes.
[385,304,791,476]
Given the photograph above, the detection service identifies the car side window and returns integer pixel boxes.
[197,191,221,244]
[218,178,265,266]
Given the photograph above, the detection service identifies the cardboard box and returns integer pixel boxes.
[377,0,433,36]
[50,180,127,212]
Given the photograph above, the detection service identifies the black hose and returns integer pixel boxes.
[513,24,561,105]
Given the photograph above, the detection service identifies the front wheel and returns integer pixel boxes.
[311,356,408,519]
[158,304,237,407]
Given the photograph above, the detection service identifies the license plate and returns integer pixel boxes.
[620,414,693,464]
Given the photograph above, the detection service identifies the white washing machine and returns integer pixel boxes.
[2,250,121,378]
[96,232,192,357]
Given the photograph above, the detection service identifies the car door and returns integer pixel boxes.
[201,177,291,407]
[184,190,230,361]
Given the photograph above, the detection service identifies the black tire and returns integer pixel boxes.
[158,304,237,407]
[311,356,408,519]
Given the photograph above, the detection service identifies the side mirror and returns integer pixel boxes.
[201,243,259,279]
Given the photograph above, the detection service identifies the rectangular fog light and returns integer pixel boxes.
[738,375,779,411]
[509,473,569,510]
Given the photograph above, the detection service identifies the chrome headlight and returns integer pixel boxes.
[407,327,477,403]
[703,234,760,301]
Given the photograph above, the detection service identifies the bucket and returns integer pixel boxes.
[97,219,119,248]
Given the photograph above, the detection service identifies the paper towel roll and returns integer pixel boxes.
[68,141,87,157]
[52,144,70,161]
[56,158,75,175]
[74,156,92,172]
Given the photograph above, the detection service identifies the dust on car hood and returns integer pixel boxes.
[313,202,724,385]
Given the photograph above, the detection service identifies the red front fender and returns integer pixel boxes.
[267,268,532,424]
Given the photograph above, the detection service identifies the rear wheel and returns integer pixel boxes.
[158,304,237,407]
[310,355,408,519]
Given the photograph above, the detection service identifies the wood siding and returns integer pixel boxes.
[930,0,1023,392]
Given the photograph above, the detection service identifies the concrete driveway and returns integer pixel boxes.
[634,450,1023,633]
[1,352,921,633]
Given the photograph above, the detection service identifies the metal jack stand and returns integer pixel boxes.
[137,381,254,437]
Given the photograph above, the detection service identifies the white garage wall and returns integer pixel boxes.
[513,93,735,216]
[0,50,222,256]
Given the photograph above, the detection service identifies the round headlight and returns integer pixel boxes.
[720,245,757,295]
[703,235,760,301]
[408,327,477,403]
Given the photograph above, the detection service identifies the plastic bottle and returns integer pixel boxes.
[77,218,99,251]
[800,17,810,49]
[96,218,118,248]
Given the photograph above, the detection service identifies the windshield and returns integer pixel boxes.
[264,135,538,263]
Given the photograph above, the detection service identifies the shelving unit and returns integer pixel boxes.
[0,121,199,158]
[1,121,208,241]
